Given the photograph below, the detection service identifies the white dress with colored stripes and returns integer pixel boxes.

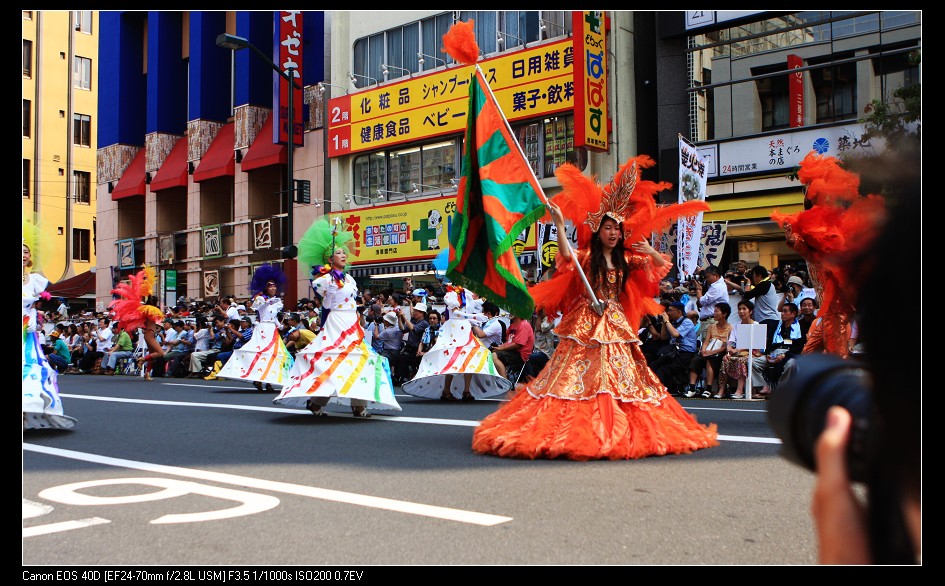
[216,294,293,386]
[23,273,76,429]
[274,273,401,411]
[401,310,512,400]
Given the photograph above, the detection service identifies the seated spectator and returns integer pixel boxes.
[44,329,71,373]
[490,312,535,380]
[102,321,134,374]
[188,316,222,377]
[651,301,698,394]
[718,300,758,398]
[283,313,315,356]
[155,320,194,378]
[528,309,557,380]
[683,302,733,398]
[750,301,806,397]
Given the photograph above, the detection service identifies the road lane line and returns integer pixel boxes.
[23,444,513,526]
[23,517,110,537]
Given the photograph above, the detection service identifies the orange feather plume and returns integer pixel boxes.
[109,266,165,332]
[442,20,479,65]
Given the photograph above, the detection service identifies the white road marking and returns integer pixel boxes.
[23,444,513,526]
[23,517,110,537]
[58,394,776,438]
[23,499,54,519]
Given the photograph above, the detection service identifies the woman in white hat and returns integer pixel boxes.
[401,286,512,402]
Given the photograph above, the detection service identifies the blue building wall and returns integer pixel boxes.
[98,11,147,147]
[189,11,230,124]
[146,11,187,135]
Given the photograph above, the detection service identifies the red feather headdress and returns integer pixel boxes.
[109,266,165,332]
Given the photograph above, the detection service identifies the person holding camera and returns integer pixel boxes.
[652,301,699,394]
[742,265,781,340]
[393,301,429,385]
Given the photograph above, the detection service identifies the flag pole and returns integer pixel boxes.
[475,64,605,314]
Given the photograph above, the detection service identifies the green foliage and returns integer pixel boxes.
[860,49,921,148]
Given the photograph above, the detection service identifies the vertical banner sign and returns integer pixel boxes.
[677,136,708,279]
[163,269,177,310]
[276,11,303,146]
[656,222,728,272]
[535,220,578,281]
[573,10,609,152]
[788,54,804,128]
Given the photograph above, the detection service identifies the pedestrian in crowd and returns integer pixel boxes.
[684,302,732,398]
[101,321,134,374]
[750,301,805,397]
[471,154,717,460]
[691,265,727,341]
[717,299,758,399]
[217,265,293,392]
[274,218,400,418]
[490,312,535,382]
[742,264,781,340]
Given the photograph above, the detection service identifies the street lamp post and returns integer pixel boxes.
[216,33,302,309]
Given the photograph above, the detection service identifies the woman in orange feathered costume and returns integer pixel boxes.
[109,265,166,380]
[472,156,719,460]
[771,152,886,357]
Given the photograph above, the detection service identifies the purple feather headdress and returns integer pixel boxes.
[249,263,287,296]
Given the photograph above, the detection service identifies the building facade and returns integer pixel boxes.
[23,10,100,284]
[93,11,920,311]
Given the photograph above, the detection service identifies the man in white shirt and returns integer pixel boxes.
[471,301,505,348]
[95,318,114,353]
[692,265,728,341]
[218,298,240,321]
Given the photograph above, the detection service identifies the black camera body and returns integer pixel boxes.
[768,354,874,482]
[769,354,916,564]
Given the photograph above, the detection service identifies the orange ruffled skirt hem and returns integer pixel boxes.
[472,390,719,461]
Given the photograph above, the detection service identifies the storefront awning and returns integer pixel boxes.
[150,136,189,191]
[193,123,235,183]
[46,270,97,299]
[240,115,286,172]
[111,148,147,200]
[348,261,435,279]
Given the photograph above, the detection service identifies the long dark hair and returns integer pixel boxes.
[586,221,629,294]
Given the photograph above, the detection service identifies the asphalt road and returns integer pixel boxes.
[23,372,820,568]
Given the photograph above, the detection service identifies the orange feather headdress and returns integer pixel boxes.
[109,265,165,332]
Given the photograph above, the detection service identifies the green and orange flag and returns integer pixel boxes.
[445,55,547,318]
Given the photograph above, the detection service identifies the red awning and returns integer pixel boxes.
[240,114,286,172]
[193,122,235,183]
[47,271,97,298]
[150,136,189,191]
[112,148,147,200]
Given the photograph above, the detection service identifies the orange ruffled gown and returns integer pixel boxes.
[472,254,718,461]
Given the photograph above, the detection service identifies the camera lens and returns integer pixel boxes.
[768,354,874,483]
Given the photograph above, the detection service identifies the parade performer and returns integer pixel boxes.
[274,218,401,417]
[216,263,293,392]
[402,285,512,401]
[472,156,719,460]
[110,265,166,380]
[22,221,77,430]
[771,152,886,357]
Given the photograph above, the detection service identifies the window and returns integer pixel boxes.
[355,11,559,81]
[352,139,459,199]
[73,228,91,262]
[74,11,92,33]
[755,71,790,131]
[514,114,580,178]
[810,59,857,123]
[23,100,31,137]
[23,11,32,19]
[23,39,32,77]
[23,160,30,199]
[73,171,91,204]
[73,113,91,146]
[74,56,92,90]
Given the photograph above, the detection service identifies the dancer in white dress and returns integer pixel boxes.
[274,218,400,417]
[22,237,76,430]
[401,286,512,401]
[217,264,293,391]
